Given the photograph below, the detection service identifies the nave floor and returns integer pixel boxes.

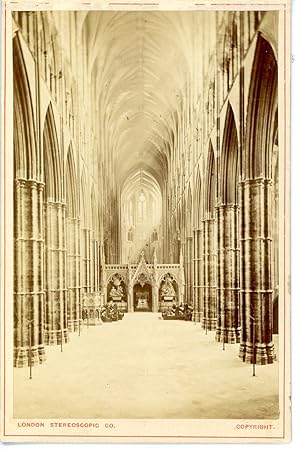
[14,313,279,419]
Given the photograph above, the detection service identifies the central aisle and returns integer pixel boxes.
[14,313,279,419]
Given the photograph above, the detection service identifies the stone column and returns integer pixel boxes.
[94,241,100,292]
[174,238,180,264]
[202,218,217,330]
[182,240,187,299]
[81,228,92,293]
[66,217,81,332]
[215,204,241,343]
[91,238,100,293]
[198,227,204,325]
[192,229,201,322]
[100,245,105,305]
[169,245,174,264]
[128,282,134,312]
[179,250,185,305]
[239,178,276,364]
[185,236,193,304]
[103,280,108,305]
[44,201,69,345]
[152,285,159,312]
[14,179,46,367]
[90,236,95,293]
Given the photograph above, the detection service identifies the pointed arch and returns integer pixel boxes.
[13,35,37,180]
[194,165,202,229]
[48,36,57,97]
[43,103,61,201]
[40,12,50,81]
[245,34,278,179]
[271,108,279,332]
[65,144,78,218]
[205,142,216,218]
[220,102,239,204]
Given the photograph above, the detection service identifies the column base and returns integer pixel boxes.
[239,341,276,365]
[38,346,47,362]
[192,311,201,322]
[201,317,217,331]
[68,319,80,333]
[215,327,241,344]
[44,328,69,345]
[14,345,46,368]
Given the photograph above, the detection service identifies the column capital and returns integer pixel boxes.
[46,200,67,209]
[66,217,80,224]
[202,217,216,224]
[15,178,45,190]
[215,203,240,211]
[239,177,272,187]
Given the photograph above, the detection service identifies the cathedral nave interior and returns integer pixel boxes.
[12,9,280,418]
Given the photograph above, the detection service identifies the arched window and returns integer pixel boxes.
[138,189,146,220]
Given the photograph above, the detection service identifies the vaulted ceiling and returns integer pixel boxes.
[81,11,202,188]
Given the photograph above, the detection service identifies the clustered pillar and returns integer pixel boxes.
[66,217,81,332]
[239,179,275,365]
[215,204,241,344]
[185,236,193,304]
[95,240,100,291]
[44,201,69,345]
[81,228,92,294]
[202,218,217,330]
[192,228,202,322]
[14,179,46,367]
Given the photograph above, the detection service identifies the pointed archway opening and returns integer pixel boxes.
[133,282,152,312]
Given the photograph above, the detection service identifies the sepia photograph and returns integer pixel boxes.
[1,0,290,443]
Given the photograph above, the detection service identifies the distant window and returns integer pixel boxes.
[138,189,146,219]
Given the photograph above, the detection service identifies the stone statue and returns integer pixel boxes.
[110,275,124,298]
[161,275,176,297]
[110,285,124,297]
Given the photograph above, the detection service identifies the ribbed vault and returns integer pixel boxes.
[80,11,197,187]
